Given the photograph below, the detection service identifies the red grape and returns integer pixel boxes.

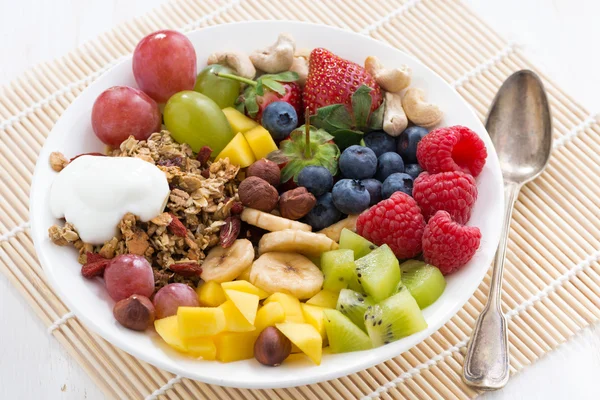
[133,30,197,103]
[104,254,155,301]
[152,283,200,319]
[91,86,161,147]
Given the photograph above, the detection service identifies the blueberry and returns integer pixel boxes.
[397,126,429,163]
[361,178,382,206]
[363,131,396,157]
[339,145,377,179]
[404,163,423,179]
[332,179,371,214]
[382,173,414,198]
[303,192,342,231]
[375,152,405,182]
[261,101,298,141]
[297,166,334,197]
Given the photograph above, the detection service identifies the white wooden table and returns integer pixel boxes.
[1,0,599,398]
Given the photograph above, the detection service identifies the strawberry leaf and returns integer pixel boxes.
[330,129,364,151]
[311,104,354,133]
[264,71,299,82]
[352,84,373,130]
[244,90,259,117]
[261,78,286,95]
[367,98,385,131]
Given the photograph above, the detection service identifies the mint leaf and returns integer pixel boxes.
[352,85,373,130]
[262,78,286,95]
[265,71,299,82]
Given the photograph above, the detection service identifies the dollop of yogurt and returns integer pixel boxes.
[50,155,170,244]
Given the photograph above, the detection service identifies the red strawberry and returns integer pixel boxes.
[254,82,302,121]
[303,48,382,115]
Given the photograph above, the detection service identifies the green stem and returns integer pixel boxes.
[304,107,311,159]
[215,71,257,87]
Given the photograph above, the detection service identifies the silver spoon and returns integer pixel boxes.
[462,70,552,390]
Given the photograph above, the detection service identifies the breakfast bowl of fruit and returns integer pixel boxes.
[30,21,504,388]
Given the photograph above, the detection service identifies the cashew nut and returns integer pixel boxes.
[365,56,411,93]
[207,51,256,80]
[289,48,312,87]
[250,33,296,74]
[383,92,408,137]
[402,88,443,128]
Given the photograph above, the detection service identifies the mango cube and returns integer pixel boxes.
[177,306,226,338]
[301,303,327,342]
[214,331,257,362]
[276,322,323,365]
[263,292,304,323]
[154,316,186,353]
[222,280,269,299]
[243,125,278,160]
[255,302,286,332]
[223,107,258,133]
[196,281,226,307]
[306,290,339,309]
[215,132,256,168]
[182,337,217,360]
[224,289,259,325]
[219,300,256,333]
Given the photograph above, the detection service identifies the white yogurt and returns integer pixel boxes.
[50,155,170,244]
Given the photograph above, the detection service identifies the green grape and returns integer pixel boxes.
[164,91,234,155]
[194,64,241,109]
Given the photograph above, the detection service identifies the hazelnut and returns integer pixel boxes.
[247,159,281,187]
[113,294,155,331]
[279,187,316,220]
[238,176,279,212]
[254,326,291,366]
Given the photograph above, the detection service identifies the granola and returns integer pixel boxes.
[49,131,241,289]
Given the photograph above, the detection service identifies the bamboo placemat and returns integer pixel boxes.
[2,0,600,398]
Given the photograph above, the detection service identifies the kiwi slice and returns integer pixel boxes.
[321,249,356,292]
[336,289,375,332]
[354,244,401,303]
[339,229,377,260]
[400,260,446,309]
[365,288,427,347]
[323,309,372,353]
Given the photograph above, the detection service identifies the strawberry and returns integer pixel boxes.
[217,70,302,122]
[303,48,385,150]
[303,48,382,114]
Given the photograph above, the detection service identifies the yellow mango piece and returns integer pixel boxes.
[301,303,327,342]
[306,290,338,309]
[255,302,286,332]
[214,331,257,362]
[177,306,226,338]
[276,322,323,365]
[224,289,259,325]
[237,265,252,281]
[219,300,256,332]
[263,292,304,323]
[222,280,269,299]
[154,316,186,353]
[182,337,217,360]
[196,281,226,307]
[215,132,256,168]
[223,107,258,133]
[243,125,278,160]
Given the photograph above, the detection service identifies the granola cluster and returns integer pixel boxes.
[49,131,241,289]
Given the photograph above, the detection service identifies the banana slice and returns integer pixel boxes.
[258,229,338,257]
[241,208,312,232]
[250,252,323,299]
[318,215,359,242]
[200,239,255,283]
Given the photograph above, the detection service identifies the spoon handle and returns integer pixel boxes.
[463,182,520,390]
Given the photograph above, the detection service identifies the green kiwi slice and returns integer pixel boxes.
[323,309,372,353]
[364,288,427,347]
[339,228,377,260]
[354,244,401,302]
[336,289,375,332]
[400,260,446,309]
[320,249,356,292]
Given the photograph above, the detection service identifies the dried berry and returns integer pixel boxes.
[81,252,110,278]
[113,294,155,331]
[157,156,183,167]
[169,261,202,277]
[196,146,212,166]
[220,216,241,248]
[231,202,244,215]
[167,213,187,237]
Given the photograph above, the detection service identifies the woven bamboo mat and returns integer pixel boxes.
[2,0,600,398]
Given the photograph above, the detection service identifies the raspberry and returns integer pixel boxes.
[417,126,487,177]
[413,171,478,225]
[422,211,481,274]
[356,192,425,259]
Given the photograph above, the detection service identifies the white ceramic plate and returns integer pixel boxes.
[30,21,504,389]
